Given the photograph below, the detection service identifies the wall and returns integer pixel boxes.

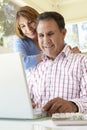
[59,0,87,23]
[22,0,87,23]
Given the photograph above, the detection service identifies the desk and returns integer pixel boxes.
[0,118,87,130]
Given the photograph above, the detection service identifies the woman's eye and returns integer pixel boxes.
[20,25,25,29]
[28,21,32,24]
[27,21,33,26]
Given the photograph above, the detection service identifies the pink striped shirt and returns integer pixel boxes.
[27,45,87,113]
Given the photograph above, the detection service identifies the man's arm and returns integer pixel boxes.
[42,55,87,115]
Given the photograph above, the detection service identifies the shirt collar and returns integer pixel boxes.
[42,45,72,61]
[61,45,72,57]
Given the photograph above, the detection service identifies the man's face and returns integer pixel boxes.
[37,19,66,59]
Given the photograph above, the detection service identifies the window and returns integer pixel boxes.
[0,0,19,48]
[65,21,87,53]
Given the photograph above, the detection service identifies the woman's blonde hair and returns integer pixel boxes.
[15,6,39,39]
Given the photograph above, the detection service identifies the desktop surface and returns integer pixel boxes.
[0,118,87,130]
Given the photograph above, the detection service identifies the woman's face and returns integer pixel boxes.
[18,16,37,40]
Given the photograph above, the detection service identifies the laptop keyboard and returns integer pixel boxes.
[33,108,42,114]
[33,108,47,118]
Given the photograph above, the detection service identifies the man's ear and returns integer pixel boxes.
[62,28,67,37]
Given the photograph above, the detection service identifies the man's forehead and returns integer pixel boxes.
[37,19,58,31]
[37,19,56,25]
[37,22,59,34]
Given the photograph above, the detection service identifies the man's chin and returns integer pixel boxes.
[46,54,54,60]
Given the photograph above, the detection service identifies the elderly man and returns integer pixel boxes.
[27,11,87,116]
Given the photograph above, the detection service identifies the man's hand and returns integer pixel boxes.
[31,99,36,108]
[42,97,78,116]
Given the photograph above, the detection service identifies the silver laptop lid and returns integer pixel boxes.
[0,52,34,119]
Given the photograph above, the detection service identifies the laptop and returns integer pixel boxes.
[0,52,47,119]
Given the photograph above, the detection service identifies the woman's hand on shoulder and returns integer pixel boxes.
[69,46,81,53]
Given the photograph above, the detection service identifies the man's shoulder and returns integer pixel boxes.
[73,52,87,57]
[70,52,87,62]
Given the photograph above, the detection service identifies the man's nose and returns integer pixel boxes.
[43,36,50,45]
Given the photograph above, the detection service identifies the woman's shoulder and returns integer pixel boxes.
[15,36,33,44]
[13,36,25,49]
[14,36,24,42]
[14,36,30,45]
